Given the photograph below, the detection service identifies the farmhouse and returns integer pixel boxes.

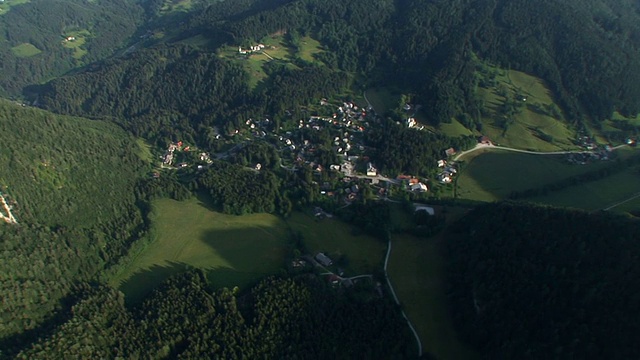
[315,252,333,266]
[479,136,492,145]
[366,162,377,176]
[410,182,428,192]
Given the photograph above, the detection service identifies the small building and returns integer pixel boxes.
[366,162,377,176]
[437,159,447,168]
[315,252,333,266]
[479,136,492,145]
[411,182,428,192]
[444,147,457,157]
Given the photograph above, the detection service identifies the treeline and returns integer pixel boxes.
[9,271,413,359]
[0,101,149,340]
[365,119,477,176]
[0,0,144,96]
[446,202,640,359]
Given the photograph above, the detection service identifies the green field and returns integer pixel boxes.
[0,0,30,15]
[159,0,195,14]
[388,233,476,360]
[456,150,618,201]
[286,212,386,275]
[61,30,91,59]
[10,42,41,57]
[476,64,577,151]
[298,36,324,62]
[526,166,640,211]
[364,87,397,115]
[111,197,289,301]
[437,118,476,137]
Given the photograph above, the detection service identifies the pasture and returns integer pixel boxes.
[286,212,386,275]
[476,64,577,151]
[456,150,615,201]
[61,30,91,59]
[111,197,289,302]
[364,87,397,115]
[526,165,640,211]
[388,233,477,360]
[298,36,324,62]
[11,43,41,57]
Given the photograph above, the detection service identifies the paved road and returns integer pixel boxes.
[454,143,627,161]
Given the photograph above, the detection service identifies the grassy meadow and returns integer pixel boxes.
[388,229,476,360]
[476,64,577,151]
[456,150,616,202]
[364,87,397,115]
[526,165,640,211]
[286,212,386,275]
[61,29,91,59]
[111,197,290,302]
[11,43,41,57]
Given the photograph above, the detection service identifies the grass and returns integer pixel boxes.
[526,165,640,211]
[111,196,289,302]
[437,118,476,138]
[61,30,91,59]
[364,87,397,115]
[476,64,577,151]
[286,212,386,275]
[388,224,477,359]
[10,43,41,57]
[0,0,30,16]
[298,36,324,62]
[135,138,154,164]
[159,0,194,14]
[456,150,618,202]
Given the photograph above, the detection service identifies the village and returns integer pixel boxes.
[153,96,468,207]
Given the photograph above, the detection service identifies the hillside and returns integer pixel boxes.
[0,0,144,96]
[446,202,640,359]
[0,100,147,341]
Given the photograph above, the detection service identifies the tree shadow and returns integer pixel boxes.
[119,262,189,305]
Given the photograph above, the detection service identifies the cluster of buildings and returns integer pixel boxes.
[437,159,458,184]
[238,44,265,54]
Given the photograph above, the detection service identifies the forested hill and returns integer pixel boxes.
[11,272,412,359]
[446,202,640,359]
[0,101,148,342]
[34,0,640,128]
[0,0,143,96]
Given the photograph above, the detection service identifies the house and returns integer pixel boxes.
[444,147,457,157]
[411,182,428,192]
[437,159,447,168]
[366,162,377,176]
[479,136,492,145]
[438,173,452,183]
[315,252,333,266]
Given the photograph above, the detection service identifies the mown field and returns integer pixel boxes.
[10,42,41,57]
[286,212,386,275]
[111,197,290,302]
[476,64,577,151]
[526,165,640,211]
[388,231,476,360]
[456,150,618,201]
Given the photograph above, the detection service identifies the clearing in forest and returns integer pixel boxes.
[0,0,30,16]
[11,43,41,57]
[475,62,577,151]
[112,197,289,302]
[61,29,91,59]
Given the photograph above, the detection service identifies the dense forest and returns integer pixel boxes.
[446,202,640,359]
[8,271,412,359]
[0,101,148,341]
[0,0,144,95]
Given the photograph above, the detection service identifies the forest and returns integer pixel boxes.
[0,0,144,96]
[446,202,640,359]
[8,271,413,359]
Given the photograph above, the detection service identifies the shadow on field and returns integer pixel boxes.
[120,262,189,305]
